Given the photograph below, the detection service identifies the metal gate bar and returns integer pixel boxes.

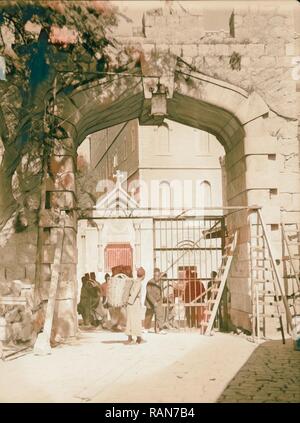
[153,215,225,331]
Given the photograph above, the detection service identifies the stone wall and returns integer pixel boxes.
[112,3,299,331]
[0,2,298,341]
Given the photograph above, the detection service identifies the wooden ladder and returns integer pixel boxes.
[281,222,300,317]
[199,231,238,335]
[250,210,293,344]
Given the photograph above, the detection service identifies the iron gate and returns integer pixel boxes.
[153,215,226,330]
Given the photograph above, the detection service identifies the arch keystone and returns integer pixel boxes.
[237,92,269,125]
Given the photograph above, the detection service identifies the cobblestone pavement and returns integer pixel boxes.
[218,339,300,403]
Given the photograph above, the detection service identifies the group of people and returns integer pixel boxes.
[77,267,219,345]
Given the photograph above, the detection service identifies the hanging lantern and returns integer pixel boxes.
[150,80,168,117]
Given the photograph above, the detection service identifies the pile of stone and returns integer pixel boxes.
[0,280,34,345]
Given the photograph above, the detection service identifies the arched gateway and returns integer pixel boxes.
[43,60,282,339]
[0,3,298,344]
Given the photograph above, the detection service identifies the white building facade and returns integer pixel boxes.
[77,119,225,288]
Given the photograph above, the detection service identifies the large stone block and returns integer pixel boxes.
[244,135,278,155]
[260,205,281,224]
[226,158,246,183]
[181,44,198,57]
[52,138,75,156]
[16,242,37,264]
[46,171,76,191]
[228,276,251,295]
[49,155,75,176]
[40,209,76,229]
[5,265,26,281]
[41,228,77,264]
[11,320,32,342]
[49,191,76,210]
[56,280,76,300]
[0,319,11,342]
[226,175,247,201]
[230,308,251,332]
[61,240,77,265]
[0,266,6,282]
[279,173,300,194]
[230,292,252,314]
[231,257,251,278]
[245,170,278,190]
[247,189,279,207]
[60,264,77,283]
[25,263,36,283]
[42,245,55,264]
[40,264,51,282]
[225,141,245,169]
[246,44,265,56]
[265,40,285,56]
[246,154,277,174]
[0,243,17,265]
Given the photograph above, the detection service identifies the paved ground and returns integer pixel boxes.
[0,330,257,403]
[218,339,300,403]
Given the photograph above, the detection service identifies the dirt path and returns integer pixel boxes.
[0,331,257,403]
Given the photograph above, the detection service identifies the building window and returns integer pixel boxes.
[131,127,136,152]
[195,130,210,155]
[109,157,114,176]
[124,136,127,160]
[200,180,212,207]
[113,151,118,168]
[159,181,172,212]
[156,123,170,155]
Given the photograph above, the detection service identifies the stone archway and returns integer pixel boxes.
[43,60,275,338]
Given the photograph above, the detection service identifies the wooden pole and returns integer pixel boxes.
[33,213,66,355]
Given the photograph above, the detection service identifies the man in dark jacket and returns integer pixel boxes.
[144,268,167,334]
[77,275,92,326]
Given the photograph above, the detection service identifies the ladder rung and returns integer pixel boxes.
[251,247,265,252]
[252,313,283,318]
[285,229,300,233]
[252,257,271,261]
[257,291,276,295]
[253,279,274,283]
[252,266,272,271]
[282,255,300,261]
